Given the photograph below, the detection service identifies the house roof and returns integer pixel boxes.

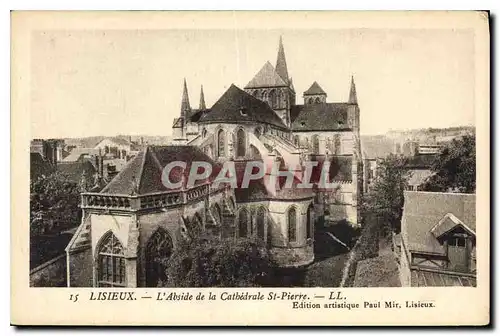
[411,269,476,287]
[290,103,350,132]
[245,62,288,89]
[101,146,222,195]
[304,81,327,96]
[401,191,476,255]
[405,154,437,169]
[62,148,100,162]
[198,84,288,130]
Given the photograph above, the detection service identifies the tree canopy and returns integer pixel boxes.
[165,237,276,287]
[30,171,81,236]
[361,154,410,234]
[422,134,476,193]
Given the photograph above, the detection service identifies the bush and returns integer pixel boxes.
[165,237,277,287]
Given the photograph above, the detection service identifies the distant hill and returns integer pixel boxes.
[62,135,172,148]
[362,126,475,159]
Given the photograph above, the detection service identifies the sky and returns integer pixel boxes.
[30,28,475,138]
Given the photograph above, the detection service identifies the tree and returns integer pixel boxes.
[30,171,81,236]
[361,154,410,234]
[421,134,476,193]
[165,237,277,287]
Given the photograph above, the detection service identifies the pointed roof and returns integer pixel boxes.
[199,84,288,129]
[245,61,288,89]
[181,78,191,117]
[101,146,222,195]
[275,36,289,84]
[348,76,358,104]
[304,81,327,96]
[199,85,206,110]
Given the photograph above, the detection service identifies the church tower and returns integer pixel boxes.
[172,79,191,143]
[244,36,296,127]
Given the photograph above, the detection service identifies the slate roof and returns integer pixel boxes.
[304,81,327,96]
[401,191,476,255]
[245,62,288,89]
[101,146,222,195]
[198,84,288,130]
[290,103,350,132]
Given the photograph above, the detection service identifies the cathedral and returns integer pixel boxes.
[66,37,363,287]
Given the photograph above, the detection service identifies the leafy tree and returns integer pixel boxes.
[30,171,81,236]
[422,134,476,193]
[165,237,276,287]
[361,154,410,234]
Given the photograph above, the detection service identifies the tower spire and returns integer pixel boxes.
[181,78,191,119]
[275,36,289,84]
[348,75,358,105]
[199,85,206,110]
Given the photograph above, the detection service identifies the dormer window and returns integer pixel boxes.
[449,237,466,247]
[300,121,306,127]
[239,107,248,116]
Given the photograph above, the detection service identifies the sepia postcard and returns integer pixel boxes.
[11,11,490,326]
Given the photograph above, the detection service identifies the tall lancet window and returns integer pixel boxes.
[238,208,249,238]
[146,228,173,287]
[288,207,297,243]
[217,129,225,157]
[96,232,126,287]
[268,89,277,109]
[236,128,246,158]
[256,207,266,240]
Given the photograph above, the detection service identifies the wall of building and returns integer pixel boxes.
[292,131,355,155]
[67,248,93,287]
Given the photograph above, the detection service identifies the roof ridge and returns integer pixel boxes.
[136,146,149,194]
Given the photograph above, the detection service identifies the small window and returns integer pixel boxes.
[450,237,466,247]
[300,121,306,127]
[240,107,248,116]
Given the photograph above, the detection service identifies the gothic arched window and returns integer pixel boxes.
[236,128,246,158]
[202,128,207,138]
[334,134,341,154]
[306,204,314,239]
[276,90,283,109]
[308,98,314,104]
[238,208,249,238]
[256,207,266,240]
[312,135,320,153]
[212,203,222,225]
[96,231,126,287]
[315,97,321,104]
[268,89,277,109]
[294,135,300,146]
[146,228,173,287]
[288,207,297,243]
[217,129,225,157]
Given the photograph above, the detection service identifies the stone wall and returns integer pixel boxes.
[30,254,67,287]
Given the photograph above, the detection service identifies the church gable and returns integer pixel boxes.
[245,62,288,89]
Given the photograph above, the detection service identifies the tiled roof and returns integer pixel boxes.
[199,84,288,130]
[304,81,327,95]
[62,148,99,162]
[411,269,476,287]
[401,191,476,255]
[290,103,350,132]
[245,62,288,89]
[101,146,222,195]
